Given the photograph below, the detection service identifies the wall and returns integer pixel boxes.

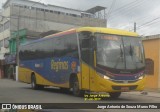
[158,39,160,90]
[143,38,159,90]
[10,5,106,33]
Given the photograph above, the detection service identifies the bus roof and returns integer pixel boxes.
[45,27,138,39]
[76,27,138,37]
[21,27,138,46]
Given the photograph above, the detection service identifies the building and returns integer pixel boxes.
[0,0,107,78]
[142,34,160,91]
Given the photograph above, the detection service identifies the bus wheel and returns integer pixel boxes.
[31,75,44,90]
[109,92,121,99]
[73,77,84,97]
[31,75,38,90]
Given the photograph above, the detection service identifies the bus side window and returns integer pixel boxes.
[81,38,90,49]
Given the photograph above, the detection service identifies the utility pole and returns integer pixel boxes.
[134,22,136,32]
[16,16,20,66]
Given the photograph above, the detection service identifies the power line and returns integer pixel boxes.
[110,0,142,17]
[137,16,160,30]
[107,0,117,20]
[112,0,139,13]
[137,21,160,31]
[126,16,160,32]
[108,0,145,23]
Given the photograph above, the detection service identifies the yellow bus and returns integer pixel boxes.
[18,27,145,98]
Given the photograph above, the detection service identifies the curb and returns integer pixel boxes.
[123,92,160,98]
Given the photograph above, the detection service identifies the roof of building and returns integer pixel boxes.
[3,0,94,14]
[86,6,106,14]
[142,34,160,40]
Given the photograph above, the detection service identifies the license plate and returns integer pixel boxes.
[121,87,129,91]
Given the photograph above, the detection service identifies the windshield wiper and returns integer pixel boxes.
[129,44,137,69]
[114,44,124,69]
[129,44,133,57]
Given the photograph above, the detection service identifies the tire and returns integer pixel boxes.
[72,77,84,97]
[31,75,44,90]
[109,92,121,99]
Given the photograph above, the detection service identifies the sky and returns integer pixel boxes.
[1,0,160,36]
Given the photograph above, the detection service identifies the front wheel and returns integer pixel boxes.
[72,77,84,97]
[109,92,121,99]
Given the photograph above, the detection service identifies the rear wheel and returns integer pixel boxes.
[109,92,121,99]
[31,75,44,90]
[72,77,84,97]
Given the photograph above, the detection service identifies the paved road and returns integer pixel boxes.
[0,79,160,112]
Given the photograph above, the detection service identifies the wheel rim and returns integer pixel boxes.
[32,81,34,88]
[31,77,35,88]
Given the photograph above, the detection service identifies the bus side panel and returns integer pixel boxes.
[81,62,90,90]
[18,66,31,83]
[19,57,79,88]
[80,61,97,91]
[19,66,70,87]
[35,72,70,88]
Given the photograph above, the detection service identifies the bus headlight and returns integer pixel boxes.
[104,75,110,80]
[98,72,110,80]
[138,76,144,80]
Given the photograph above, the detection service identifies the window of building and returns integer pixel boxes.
[24,5,30,9]
[19,5,24,8]
[36,8,41,11]
[50,10,53,13]
[45,9,49,12]
[145,58,154,75]
[13,4,20,7]
[54,11,60,14]
[70,14,76,17]
[31,7,36,10]
[4,21,10,30]
[0,25,3,33]
[41,9,44,11]
[4,37,9,48]
[0,40,3,48]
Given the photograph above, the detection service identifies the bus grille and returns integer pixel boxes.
[112,85,138,90]
[111,80,138,83]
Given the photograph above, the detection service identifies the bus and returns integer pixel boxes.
[18,27,145,98]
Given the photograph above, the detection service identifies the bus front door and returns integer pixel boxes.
[80,36,94,91]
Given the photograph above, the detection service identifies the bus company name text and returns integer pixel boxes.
[51,59,68,72]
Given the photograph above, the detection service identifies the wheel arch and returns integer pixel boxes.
[30,72,36,83]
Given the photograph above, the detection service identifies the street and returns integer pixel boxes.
[0,79,160,112]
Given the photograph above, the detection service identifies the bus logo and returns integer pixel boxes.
[71,61,77,72]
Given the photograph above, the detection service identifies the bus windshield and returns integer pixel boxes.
[96,34,145,70]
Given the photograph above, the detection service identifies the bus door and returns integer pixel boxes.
[79,32,94,90]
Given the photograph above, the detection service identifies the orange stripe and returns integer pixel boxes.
[45,29,76,38]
